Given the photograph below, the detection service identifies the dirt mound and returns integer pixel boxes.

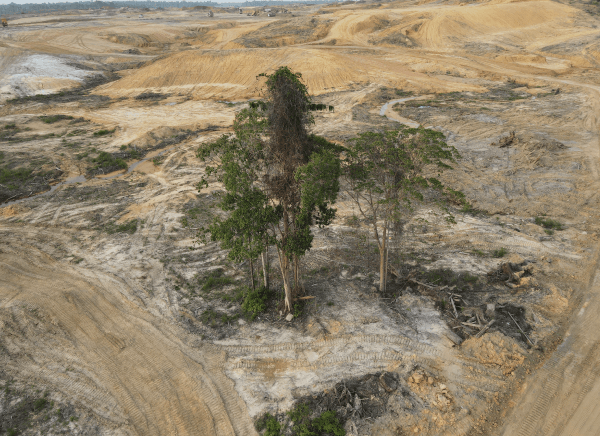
[234,16,334,48]
[406,1,580,49]
[461,331,526,375]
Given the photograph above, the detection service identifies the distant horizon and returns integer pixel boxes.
[0,0,310,4]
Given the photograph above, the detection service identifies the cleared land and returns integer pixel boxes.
[1,0,600,435]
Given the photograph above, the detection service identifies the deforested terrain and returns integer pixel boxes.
[1,1,600,435]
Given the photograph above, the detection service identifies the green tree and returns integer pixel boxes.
[344,126,463,292]
[198,66,342,312]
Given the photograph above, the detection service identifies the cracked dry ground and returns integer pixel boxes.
[2,0,600,435]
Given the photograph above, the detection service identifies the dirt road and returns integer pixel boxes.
[494,77,600,436]
[0,240,257,436]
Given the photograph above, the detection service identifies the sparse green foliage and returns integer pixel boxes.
[93,128,116,137]
[344,126,463,292]
[242,286,272,320]
[493,247,508,258]
[39,115,73,124]
[90,151,127,172]
[103,220,138,235]
[200,269,235,292]
[255,413,282,436]
[535,216,563,230]
[33,398,48,411]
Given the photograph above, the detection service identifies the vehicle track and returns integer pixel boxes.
[0,241,258,436]
[495,74,600,436]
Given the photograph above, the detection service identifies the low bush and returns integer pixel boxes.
[535,216,563,230]
[493,247,508,258]
[93,129,116,137]
[242,286,272,320]
[39,115,73,124]
[90,151,127,172]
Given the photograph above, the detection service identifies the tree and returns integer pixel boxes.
[198,66,342,313]
[344,126,464,293]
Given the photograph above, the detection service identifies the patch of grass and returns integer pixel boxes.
[461,202,486,216]
[33,398,48,411]
[90,151,127,171]
[395,89,413,97]
[103,220,138,235]
[544,229,554,235]
[327,301,334,306]
[472,249,486,257]
[344,215,360,227]
[242,286,272,320]
[493,247,508,258]
[4,123,17,129]
[152,155,164,166]
[39,115,74,124]
[0,167,34,186]
[66,129,87,137]
[93,128,116,137]
[200,308,238,327]
[200,269,235,292]
[535,216,563,230]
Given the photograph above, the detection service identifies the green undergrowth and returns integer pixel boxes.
[39,115,73,124]
[535,216,563,230]
[200,308,240,327]
[93,128,116,137]
[89,151,127,173]
[255,403,345,436]
[101,220,138,235]
[242,286,272,320]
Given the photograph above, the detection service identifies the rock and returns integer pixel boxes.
[412,373,423,384]
[238,318,246,325]
[427,377,434,385]
[486,303,496,317]
[285,313,294,321]
[501,263,513,276]
[439,383,447,390]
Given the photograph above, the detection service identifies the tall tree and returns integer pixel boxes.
[344,126,463,293]
[198,66,342,312]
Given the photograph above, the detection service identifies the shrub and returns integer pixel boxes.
[200,269,235,292]
[535,216,563,230]
[93,129,116,137]
[493,247,508,258]
[33,398,48,411]
[242,286,272,320]
[39,115,73,124]
[255,413,282,436]
[91,151,127,171]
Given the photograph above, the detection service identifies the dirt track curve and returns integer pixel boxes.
[0,241,258,436]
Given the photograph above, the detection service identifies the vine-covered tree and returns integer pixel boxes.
[344,126,464,293]
[198,66,342,313]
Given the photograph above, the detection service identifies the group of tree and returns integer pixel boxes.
[197,66,464,314]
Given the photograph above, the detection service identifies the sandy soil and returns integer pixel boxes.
[1,0,600,435]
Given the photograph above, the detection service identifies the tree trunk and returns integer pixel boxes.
[250,257,256,292]
[261,247,269,289]
[379,225,387,293]
[277,249,293,312]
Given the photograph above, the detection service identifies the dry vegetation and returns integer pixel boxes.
[1,0,600,435]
